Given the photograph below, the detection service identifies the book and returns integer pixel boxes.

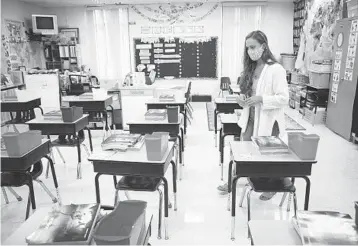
[26,203,101,245]
[145,109,167,120]
[251,136,289,154]
[292,211,358,245]
[101,133,144,151]
[43,110,62,120]
[225,95,238,102]
[159,94,175,102]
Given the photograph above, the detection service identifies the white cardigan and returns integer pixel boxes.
[237,63,289,141]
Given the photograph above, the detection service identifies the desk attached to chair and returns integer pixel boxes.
[227,141,316,240]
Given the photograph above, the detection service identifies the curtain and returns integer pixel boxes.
[86,7,131,87]
[222,5,263,84]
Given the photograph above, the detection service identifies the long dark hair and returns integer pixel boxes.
[239,30,278,96]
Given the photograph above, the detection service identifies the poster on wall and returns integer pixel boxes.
[335,50,343,60]
[333,71,340,82]
[348,45,357,57]
[346,57,355,70]
[334,59,341,71]
[349,32,358,45]
[351,20,358,32]
[332,82,339,93]
[331,92,337,103]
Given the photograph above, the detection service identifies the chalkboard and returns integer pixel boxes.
[134,37,217,79]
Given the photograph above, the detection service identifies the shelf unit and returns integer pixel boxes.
[44,44,79,71]
[293,0,307,55]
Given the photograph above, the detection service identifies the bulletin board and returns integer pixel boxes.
[134,37,218,79]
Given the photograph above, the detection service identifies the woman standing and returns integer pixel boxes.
[218,30,290,200]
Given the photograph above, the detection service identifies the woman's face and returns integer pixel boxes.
[246,38,264,61]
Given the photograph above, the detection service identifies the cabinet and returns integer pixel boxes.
[293,0,307,55]
[44,44,79,71]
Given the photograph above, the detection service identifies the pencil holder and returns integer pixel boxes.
[2,130,42,156]
[61,106,83,122]
[145,132,169,161]
[167,106,179,123]
[288,132,320,160]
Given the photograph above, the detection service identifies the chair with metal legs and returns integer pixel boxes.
[114,177,167,240]
[1,187,23,204]
[1,161,58,219]
[238,178,298,237]
[218,77,231,97]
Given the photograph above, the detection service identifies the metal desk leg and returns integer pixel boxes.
[219,128,223,166]
[231,176,240,240]
[184,109,187,135]
[160,177,169,240]
[85,127,93,152]
[180,127,185,151]
[75,134,82,179]
[178,135,183,166]
[214,109,218,147]
[26,173,36,210]
[227,160,233,211]
[43,155,61,205]
[301,176,311,210]
[95,173,103,204]
[170,160,177,211]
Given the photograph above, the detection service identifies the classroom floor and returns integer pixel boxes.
[1,103,358,244]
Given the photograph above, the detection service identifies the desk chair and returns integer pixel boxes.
[1,161,58,219]
[218,77,231,97]
[1,187,22,203]
[114,175,174,240]
[239,178,297,237]
[185,81,194,119]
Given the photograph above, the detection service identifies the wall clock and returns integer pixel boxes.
[337,32,344,48]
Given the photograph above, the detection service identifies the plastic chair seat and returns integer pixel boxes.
[116,176,162,192]
[247,178,295,193]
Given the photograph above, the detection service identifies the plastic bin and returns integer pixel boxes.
[93,200,147,245]
[61,106,83,122]
[288,132,320,160]
[308,71,331,89]
[280,53,297,71]
[167,106,179,123]
[145,132,169,161]
[2,130,42,156]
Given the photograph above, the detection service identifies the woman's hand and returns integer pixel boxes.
[236,94,246,107]
[245,96,263,107]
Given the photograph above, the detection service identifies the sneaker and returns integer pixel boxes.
[217,183,228,192]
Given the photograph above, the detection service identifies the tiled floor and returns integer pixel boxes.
[1,103,358,244]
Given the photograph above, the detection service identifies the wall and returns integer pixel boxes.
[46,1,294,96]
[1,0,48,73]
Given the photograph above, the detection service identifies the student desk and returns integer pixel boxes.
[127,115,184,168]
[248,220,302,245]
[214,98,242,147]
[88,142,176,240]
[62,94,114,134]
[146,97,188,135]
[1,139,60,210]
[218,114,241,180]
[1,94,43,122]
[3,206,154,245]
[27,115,92,179]
[227,141,316,240]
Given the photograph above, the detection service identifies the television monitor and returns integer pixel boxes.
[32,15,58,35]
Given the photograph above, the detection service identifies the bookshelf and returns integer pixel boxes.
[44,44,79,71]
[293,0,307,55]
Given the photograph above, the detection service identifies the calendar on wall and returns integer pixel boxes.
[134,37,218,79]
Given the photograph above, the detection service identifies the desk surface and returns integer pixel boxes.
[215,97,239,104]
[1,94,40,103]
[27,114,89,125]
[127,116,180,125]
[220,113,240,123]
[3,206,153,245]
[62,93,112,102]
[89,142,174,164]
[249,220,302,245]
[229,141,316,164]
[146,97,186,105]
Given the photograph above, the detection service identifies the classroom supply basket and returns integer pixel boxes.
[2,130,42,156]
[308,71,331,89]
[291,72,309,85]
[167,106,179,123]
[288,132,320,160]
[145,132,169,161]
[280,53,297,71]
[61,106,83,122]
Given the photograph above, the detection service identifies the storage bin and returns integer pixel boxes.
[3,130,42,156]
[345,0,358,17]
[280,53,297,71]
[308,71,331,89]
[303,107,327,125]
[145,132,169,161]
[167,106,179,123]
[291,72,309,85]
[93,200,147,245]
[61,106,83,122]
[288,132,320,160]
